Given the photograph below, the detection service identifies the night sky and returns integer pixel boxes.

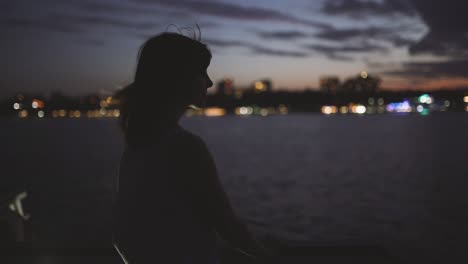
[1,0,468,97]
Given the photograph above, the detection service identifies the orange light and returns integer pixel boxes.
[32,99,44,109]
[204,107,226,117]
[18,110,28,118]
[254,81,265,92]
[321,106,338,115]
[58,110,66,117]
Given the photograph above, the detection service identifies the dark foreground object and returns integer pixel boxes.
[2,241,398,264]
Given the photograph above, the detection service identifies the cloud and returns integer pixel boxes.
[321,0,468,57]
[135,0,332,29]
[204,37,308,58]
[77,1,191,20]
[314,26,417,48]
[249,46,308,58]
[305,41,388,60]
[407,0,468,57]
[322,0,415,18]
[256,30,310,40]
[383,59,468,79]
[204,38,249,48]
[50,13,159,30]
[1,17,85,34]
[1,13,160,36]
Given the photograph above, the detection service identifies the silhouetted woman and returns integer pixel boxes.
[113,32,269,263]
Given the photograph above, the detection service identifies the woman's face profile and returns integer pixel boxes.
[189,64,213,107]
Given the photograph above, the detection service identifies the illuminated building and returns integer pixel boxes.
[216,78,234,96]
[319,76,340,94]
[340,73,381,94]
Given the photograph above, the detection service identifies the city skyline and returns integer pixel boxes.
[1,0,468,97]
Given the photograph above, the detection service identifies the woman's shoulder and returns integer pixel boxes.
[172,126,209,153]
[163,126,215,170]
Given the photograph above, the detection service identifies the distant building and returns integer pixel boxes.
[216,78,234,96]
[320,76,340,94]
[340,72,381,94]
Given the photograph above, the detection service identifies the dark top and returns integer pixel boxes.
[113,125,221,263]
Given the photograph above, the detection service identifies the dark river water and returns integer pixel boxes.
[1,114,467,263]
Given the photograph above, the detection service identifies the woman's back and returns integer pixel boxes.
[113,125,218,263]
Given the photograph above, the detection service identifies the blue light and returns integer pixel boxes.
[386,100,411,113]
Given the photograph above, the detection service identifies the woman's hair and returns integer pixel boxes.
[115,30,212,146]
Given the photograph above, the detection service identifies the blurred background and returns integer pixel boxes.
[1,0,468,263]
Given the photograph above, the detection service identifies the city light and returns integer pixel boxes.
[6,83,466,119]
[18,110,28,118]
[355,105,366,114]
[259,108,269,116]
[321,106,338,115]
[278,104,288,115]
[204,107,226,117]
[418,94,433,104]
[340,106,349,114]
[31,99,44,109]
[386,100,412,113]
[360,71,368,79]
[236,106,253,116]
[254,81,266,92]
[237,107,246,115]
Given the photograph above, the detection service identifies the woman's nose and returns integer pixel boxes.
[207,78,213,88]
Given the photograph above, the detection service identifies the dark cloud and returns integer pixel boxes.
[305,42,388,60]
[135,0,332,29]
[322,0,415,18]
[384,59,468,79]
[256,30,310,40]
[315,26,417,48]
[77,1,189,19]
[204,37,308,58]
[322,0,468,58]
[1,17,85,34]
[50,13,159,30]
[204,38,249,48]
[408,0,468,57]
[0,13,159,35]
[249,46,308,58]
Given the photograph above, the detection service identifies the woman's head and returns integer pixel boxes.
[116,31,213,145]
[134,32,213,106]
